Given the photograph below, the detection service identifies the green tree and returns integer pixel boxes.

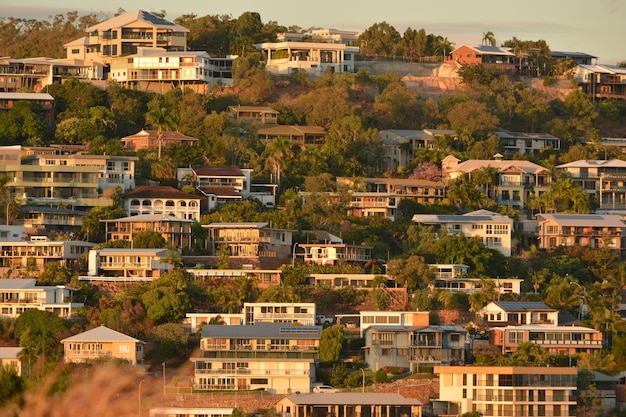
[132,230,168,249]
[374,368,388,383]
[319,324,344,363]
[0,365,25,407]
[500,342,555,366]
[329,363,348,388]
[482,31,496,46]
[358,22,402,57]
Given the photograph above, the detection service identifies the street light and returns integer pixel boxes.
[360,368,365,393]
[138,379,145,417]
[162,362,166,396]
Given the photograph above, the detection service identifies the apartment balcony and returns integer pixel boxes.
[199,350,318,360]
[66,350,113,358]
[194,368,310,376]
[100,262,151,269]
[531,339,602,346]
[411,340,443,347]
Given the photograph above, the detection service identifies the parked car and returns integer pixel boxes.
[313,385,340,393]
[316,315,334,325]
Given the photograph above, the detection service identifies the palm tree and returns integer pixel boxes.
[482,31,496,47]
[146,101,177,160]
[262,136,294,191]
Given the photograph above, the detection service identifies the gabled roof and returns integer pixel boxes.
[122,185,201,200]
[451,158,549,175]
[281,392,420,406]
[490,301,555,312]
[453,44,515,56]
[557,159,626,169]
[193,166,245,178]
[121,129,198,142]
[61,325,144,343]
[537,213,626,228]
[84,10,189,33]
[0,347,23,359]
[0,279,37,290]
[228,105,279,114]
[200,323,321,339]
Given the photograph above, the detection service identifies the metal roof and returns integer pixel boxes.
[200,323,321,339]
[492,301,554,311]
[281,392,421,406]
[61,325,145,343]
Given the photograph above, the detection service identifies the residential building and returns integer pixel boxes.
[186,268,282,288]
[574,64,626,100]
[307,273,396,290]
[0,347,23,376]
[254,37,359,76]
[203,222,292,268]
[108,47,234,93]
[379,129,456,171]
[121,185,202,220]
[489,324,603,355]
[228,105,278,124]
[244,302,316,326]
[556,159,626,212]
[150,407,234,417]
[64,10,189,65]
[0,145,137,209]
[18,206,85,235]
[478,302,559,327]
[433,274,522,295]
[80,248,174,281]
[536,214,626,255]
[61,325,145,365]
[433,365,577,417]
[184,313,245,333]
[0,278,83,318]
[449,45,516,72]
[442,154,551,211]
[363,324,467,371]
[191,323,321,393]
[360,311,430,338]
[275,393,421,417]
[0,226,27,242]
[551,51,596,65]
[412,210,514,256]
[0,58,103,92]
[337,177,447,206]
[0,236,93,274]
[258,125,326,146]
[121,129,199,152]
[496,131,561,155]
[103,214,194,249]
[0,92,55,122]
[297,242,373,266]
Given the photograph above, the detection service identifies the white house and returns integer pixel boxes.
[0,278,83,318]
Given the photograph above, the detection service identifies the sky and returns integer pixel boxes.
[1,0,624,65]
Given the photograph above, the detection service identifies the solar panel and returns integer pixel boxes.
[140,11,175,26]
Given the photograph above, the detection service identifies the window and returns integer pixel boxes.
[119,345,129,353]
[250,378,268,384]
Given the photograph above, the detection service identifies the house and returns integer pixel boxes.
[478,301,559,327]
[434,365,577,417]
[412,210,514,256]
[360,311,430,338]
[121,185,202,220]
[307,273,396,290]
[0,236,93,275]
[0,145,137,209]
[379,129,456,171]
[489,324,603,355]
[64,10,189,65]
[191,323,321,393]
[442,154,551,211]
[0,347,23,376]
[61,325,145,365]
[450,45,516,72]
[18,206,85,235]
[275,393,421,417]
[121,129,199,152]
[254,37,359,76]
[149,407,234,417]
[496,131,561,155]
[297,242,373,266]
[203,222,292,269]
[0,58,103,93]
[551,51,596,65]
[79,248,174,281]
[363,324,467,371]
[228,106,279,124]
[0,278,83,318]
[258,125,326,146]
[0,92,55,122]
[574,64,626,100]
[109,47,234,93]
[186,268,282,288]
[184,312,244,333]
[431,263,522,295]
[536,213,626,255]
[337,176,447,206]
[243,302,316,326]
[556,159,626,212]
[103,214,194,249]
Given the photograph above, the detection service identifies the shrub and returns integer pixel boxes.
[374,368,388,383]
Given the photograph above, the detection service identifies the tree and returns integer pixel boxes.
[319,324,344,363]
[374,368,388,383]
[408,162,442,181]
[385,255,433,290]
[145,96,178,159]
[358,22,402,57]
[262,136,294,190]
[482,31,496,47]
[0,365,25,407]
[132,230,168,249]
[81,205,126,242]
[500,342,555,366]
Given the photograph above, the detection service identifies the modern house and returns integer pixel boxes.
[80,248,174,281]
[556,159,626,212]
[103,214,194,249]
[258,125,326,146]
[363,324,467,371]
[275,393,422,417]
[121,129,199,152]
[478,302,559,327]
[0,278,83,318]
[64,10,189,65]
[243,302,316,326]
[191,323,321,393]
[496,131,561,155]
[574,64,626,101]
[338,177,447,205]
[0,92,55,122]
[0,145,137,209]
[149,407,234,417]
[551,51,596,65]
[297,242,373,266]
[0,347,24,376]
[489,324,603,355]
[307,273,396,290]
[449,45,516,72]
[412,210,514,256]
[0,236,94,274]
[121,185,202,220]
[108,47,234,93]
[433,365,577,417]
[17,206,85,235]
[432,267,522,295]
[360,311,430,338]
[379,129,456,171]
[536,213,626,255]
[0,58,104,92]
[186,268,282,288]
[228,106,279,124]
[61,325,145,365]
[442,154,551,211]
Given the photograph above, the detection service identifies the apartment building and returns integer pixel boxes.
[0,236,93,274]
[61,325,145,365]
[556,159,626,212]
[80,248,174,281]
[490,324,603,355]
[412,210,514,256]
[0,58,103,92]
[103,214,194,249]
[191,323,321,393]
[536,213,626,254]
[0,145,136,209]
[0,92,55,122]
[0,278,83,318]
[434,366,577,417]
[64,10,189,65]
[203,222,292,258]
[121,185,202,220]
